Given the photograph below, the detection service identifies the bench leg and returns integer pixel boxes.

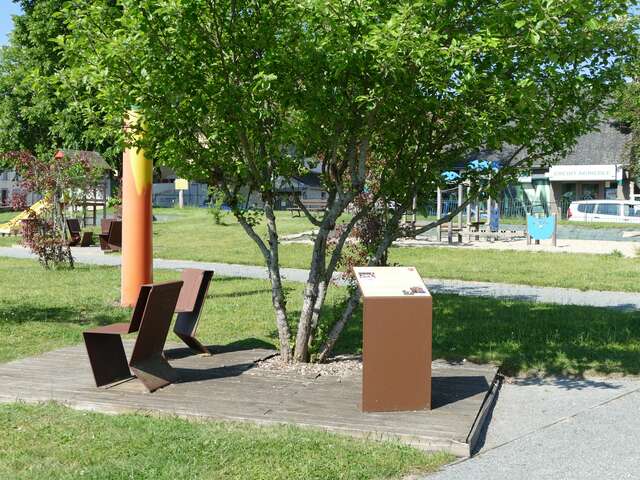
[83,332,131,387]
[130,353,178,392]
[174,312,211,355]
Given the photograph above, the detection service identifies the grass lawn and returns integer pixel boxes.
[390,247,640,292]
[0,257,638,478]
[1,257,639,376]
[0,403,451,480]
[150,207,640,292]
[3,207,639,291]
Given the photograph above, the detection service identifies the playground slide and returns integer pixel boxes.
[0,199,49,235]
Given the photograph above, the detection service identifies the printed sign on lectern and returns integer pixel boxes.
[354,266,432,412]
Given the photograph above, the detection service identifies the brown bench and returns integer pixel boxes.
[174,269,214,355]
[99,219,122,251]
[288,199,327,217]
[83,281,183,392]
[66,218,94,247]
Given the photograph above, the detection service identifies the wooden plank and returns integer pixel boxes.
[0,343,498,457]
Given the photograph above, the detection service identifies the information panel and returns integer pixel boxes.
[354,266,432,412]
[354,266,430,298]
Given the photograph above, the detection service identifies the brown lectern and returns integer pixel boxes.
[354,266,432,412]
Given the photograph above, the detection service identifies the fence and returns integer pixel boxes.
[152,191,209,208]
[420,197,573,220]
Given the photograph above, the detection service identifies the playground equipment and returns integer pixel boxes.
[526,213,557,246]
[121,108,153,307]
[0,198,50,235]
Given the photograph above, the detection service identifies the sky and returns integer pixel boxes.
[0,0,21,46]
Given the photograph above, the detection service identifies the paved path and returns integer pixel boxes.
[1,246,639,310]
[425,377,640,479]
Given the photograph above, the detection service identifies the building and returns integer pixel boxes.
[0,169,40,207]
[516,121,635,215]
[152,167,209,207]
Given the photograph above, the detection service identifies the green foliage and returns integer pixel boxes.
[59,0,640,224]
[207,187,228,225]
[614,80,640,177]
[0,0,120,164]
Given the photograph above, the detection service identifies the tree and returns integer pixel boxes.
[615,80,640,177]
[60,0,637,363]
[3,150,104,268]
[0,0,120,165]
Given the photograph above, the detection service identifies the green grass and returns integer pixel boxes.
[152,208,640,292]
[390,247,640,293]
[0,211,17,223]
[0,403,451,480]
[4,207,640,291]
[0,257,348,363]
[2,257,639,376]
[152,207,317,266]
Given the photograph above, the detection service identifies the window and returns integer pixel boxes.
[577,203,595,214]
[623,205,640,217]
[596,204,620,216]
[581,183,599,200]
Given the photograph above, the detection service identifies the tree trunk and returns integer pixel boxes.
[263,199,292,362]
[293,220,332,362]
[317,208,405,361]
[317,287,360,363]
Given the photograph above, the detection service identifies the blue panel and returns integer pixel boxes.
[527,215,555,240]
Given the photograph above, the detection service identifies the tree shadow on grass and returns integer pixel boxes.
[0,303,128,327]
[320,294,640,377]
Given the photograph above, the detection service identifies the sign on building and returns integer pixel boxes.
[548,164,621,182]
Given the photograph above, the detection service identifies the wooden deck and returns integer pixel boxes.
[0,342,499,457]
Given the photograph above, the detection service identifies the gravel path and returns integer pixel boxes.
[1,246,639,311]
[424,377,640,479]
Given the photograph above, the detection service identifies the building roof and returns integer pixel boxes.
[293,172,322,188]
[556,121,630,166]
[461,120,631,170]
[57,149,111,170]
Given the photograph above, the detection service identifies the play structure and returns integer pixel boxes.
[420,186,526,244]
[526,213,558,246]
[0,198,49,235]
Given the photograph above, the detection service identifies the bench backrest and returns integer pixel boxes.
[101,218,112,235]
[129,281,183,365]
[67,218,82,236]
[176,269,213,313]
[108,220,122,244]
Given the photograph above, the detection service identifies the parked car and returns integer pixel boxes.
[567,200,640,224]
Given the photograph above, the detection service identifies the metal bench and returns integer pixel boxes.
[83,281,183,392]
[66,218,94,247]
[99,219,122,251]
[174,269,214,355]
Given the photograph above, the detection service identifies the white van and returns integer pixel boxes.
[567,200,640,224]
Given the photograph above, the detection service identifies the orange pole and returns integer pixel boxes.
[121,109,153,306]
